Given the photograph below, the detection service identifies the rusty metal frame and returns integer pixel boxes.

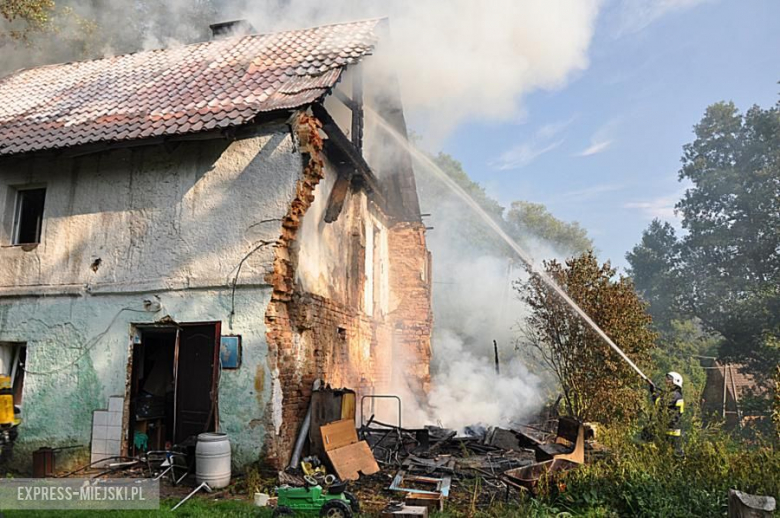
[360,394,402,429]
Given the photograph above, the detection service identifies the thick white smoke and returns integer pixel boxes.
[239,0,601,136]
[403,197,566,431]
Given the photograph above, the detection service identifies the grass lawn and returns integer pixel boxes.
[2,497,272,517]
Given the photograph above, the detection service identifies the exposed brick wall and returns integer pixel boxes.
[263,112,432,468]
[387,222,433,396]
[263,112,326,467]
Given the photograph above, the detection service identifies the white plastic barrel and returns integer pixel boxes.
[195,432,231,489]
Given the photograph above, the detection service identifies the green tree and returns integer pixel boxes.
[416,151,594,260]
[676,101,780,366]
[627,99,780,373]
[506,200,593,258]
[0,0,55,41]
[625,219,682,333]
[649,320,716,402]
[415,151,510,256]
[518,251,657,423]
[0,0,219,74]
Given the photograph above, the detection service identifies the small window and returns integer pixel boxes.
[13,188,46,245]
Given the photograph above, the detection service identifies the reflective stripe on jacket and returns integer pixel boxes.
[654,387,683,436]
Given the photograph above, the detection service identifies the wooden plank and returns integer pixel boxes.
[341,392,356,421]
[321,418,358,452]
[309,391,345,457]
[324,174,351,223]
[326,440,379,481]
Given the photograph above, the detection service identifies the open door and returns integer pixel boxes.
[174,323,220,444]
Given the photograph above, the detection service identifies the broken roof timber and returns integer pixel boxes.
[314,103,386,207]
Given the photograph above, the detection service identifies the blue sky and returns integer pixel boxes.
[420,0,780,270]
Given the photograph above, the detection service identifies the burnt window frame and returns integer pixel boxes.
[11,186,46,246]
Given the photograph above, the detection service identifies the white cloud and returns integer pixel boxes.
[491,118,573,170]
[612,0,711,36]
[493,140,565,171]
[561,183,625,200]
[578,140,614,156]
[576,118,620,157]
[623,191,682,220]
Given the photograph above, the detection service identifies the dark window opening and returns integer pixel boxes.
[13,188,46,245]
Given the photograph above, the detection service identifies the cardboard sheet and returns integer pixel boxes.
[320,418,379,480]
[321,418,359,452]
[326,440,380,481]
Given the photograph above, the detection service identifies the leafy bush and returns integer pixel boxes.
[542,424,780,517]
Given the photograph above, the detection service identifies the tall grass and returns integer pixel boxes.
[543,423,780,517]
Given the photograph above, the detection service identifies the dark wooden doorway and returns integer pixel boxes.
[129,322,220,452]
[174,323,220,444]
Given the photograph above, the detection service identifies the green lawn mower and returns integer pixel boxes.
[273,475,360,517]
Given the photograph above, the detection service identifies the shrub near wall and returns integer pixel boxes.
[545,424,780,517]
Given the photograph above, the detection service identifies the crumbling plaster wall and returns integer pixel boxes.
[0,124,305,470]
[0,289,270,470]
[0,124,300,290]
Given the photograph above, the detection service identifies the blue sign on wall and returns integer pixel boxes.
[220,336,242,369]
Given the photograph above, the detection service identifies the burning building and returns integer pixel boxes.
[0,19,432,471]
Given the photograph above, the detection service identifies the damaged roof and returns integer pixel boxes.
[0,19,381,157]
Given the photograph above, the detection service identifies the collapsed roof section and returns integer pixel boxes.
[0,19,380,157]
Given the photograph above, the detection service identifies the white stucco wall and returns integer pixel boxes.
[0,124,304,468]
[0,124,300,292]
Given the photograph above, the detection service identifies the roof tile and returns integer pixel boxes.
[0,19,380,156]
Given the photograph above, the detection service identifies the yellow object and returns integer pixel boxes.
[0,375,15,426]
[301,461,326,477]
[340,392,356,421]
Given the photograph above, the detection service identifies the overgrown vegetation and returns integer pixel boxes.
[539,424,779,517]
[429,423,780,517]
[3,497,266,517]
[518,252,656,423]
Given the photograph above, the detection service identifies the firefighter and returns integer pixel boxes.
[0,375,20,464]
[649,371,684,455]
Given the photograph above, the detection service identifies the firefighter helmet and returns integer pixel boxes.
[666,371,683,388]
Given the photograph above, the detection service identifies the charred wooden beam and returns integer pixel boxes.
[333,88,358,111]
[324,173,351,223]
[312,103,385,206]
[351,64,364,153]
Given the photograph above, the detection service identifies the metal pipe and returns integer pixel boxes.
[493,340,500,376]
[287,379,321,470]
[722,362,728,419]
[171,482,211,511]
